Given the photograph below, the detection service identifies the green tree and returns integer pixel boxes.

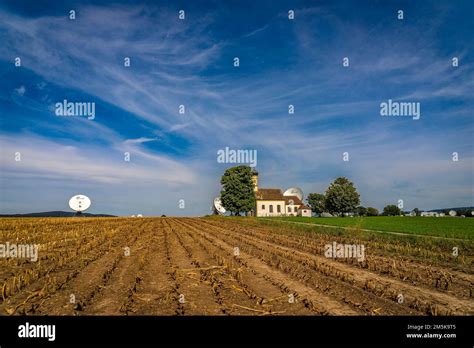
[356,206,367,216]
[220,166,256,216]
[366,207,379,216]
[307,193,326,214]
[324,177,360,215]
[383,204,402,216]
[457,209,472,217]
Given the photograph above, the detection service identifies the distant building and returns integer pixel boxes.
[320,212,334,218]
[421,211,439,217]
[298,207,312,217]
[252,172,312,217]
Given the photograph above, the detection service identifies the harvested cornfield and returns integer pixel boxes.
[0,217,472,316]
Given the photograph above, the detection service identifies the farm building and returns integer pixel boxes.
[421,211,439,217]
[252,172,312,217]
[298,207,312,217]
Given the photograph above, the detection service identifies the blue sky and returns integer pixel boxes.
[0,0,473,215]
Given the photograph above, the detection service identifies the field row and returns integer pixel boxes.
[0,217,472,315]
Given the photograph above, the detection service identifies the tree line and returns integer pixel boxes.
[219,165,467,217]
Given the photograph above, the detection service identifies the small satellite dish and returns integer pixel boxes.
[213,197,226,215]
[69,195,91,215]
[283,187,303,201]
[131,215,136,218]
[449,210,457,217]
[137,214,143,218]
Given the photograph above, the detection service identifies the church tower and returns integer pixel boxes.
[252,170,259,192]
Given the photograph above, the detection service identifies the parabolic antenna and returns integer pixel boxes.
[213,197,226,215]
[283,187,303,201]
[69,195,91,213]
[449,210,457,217]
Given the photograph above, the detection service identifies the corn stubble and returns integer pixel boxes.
[0,217,472,316]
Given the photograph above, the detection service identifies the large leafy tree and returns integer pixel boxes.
[307,193,326,214]
[366,207,379,216]
[324,177,360,215]
[220,166,256,216]
[383,204,402,216]
[356,206,367,216]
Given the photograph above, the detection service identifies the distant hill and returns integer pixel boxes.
[0,211,116,217]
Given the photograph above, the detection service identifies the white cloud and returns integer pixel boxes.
[14,85,26,96]
[0,3,472,214]
[124,137,157,144]
[0,134,196,185]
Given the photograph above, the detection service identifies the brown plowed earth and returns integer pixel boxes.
[0,222,137,315]
[167,219,319,315]
[122,220,176,315]
[174,219,359,315]
[184,218,473,315]
[202,218,473,298]
[175,219,407,315]
[31,228,141,315]
[0,217,471,316]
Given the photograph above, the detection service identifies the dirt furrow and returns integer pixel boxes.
[162,220,223,315]
[192,218,473,315]
[172,218,359,315]
[168,218,312,315]
[201,218,473,298]
[0,224,135,315]
[124,220,176,315]
[184,219,414,315]
[2,217,471,316]
[82,223,156,315]
[27,226,141,315]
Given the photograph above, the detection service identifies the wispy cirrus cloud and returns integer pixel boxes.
[0,134,196,185]
[0,1,472,214]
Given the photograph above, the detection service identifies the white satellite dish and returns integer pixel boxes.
[137,214,143,218]
[213,197,226,215]
[283,187,303,201]
[449,210,457,217]
[69,195,91,214]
